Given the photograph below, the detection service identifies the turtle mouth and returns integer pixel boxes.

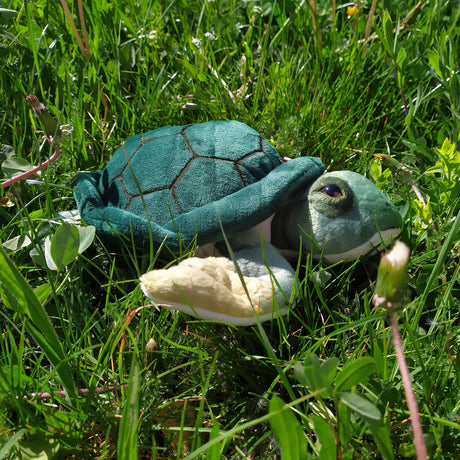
[323,227,401,264]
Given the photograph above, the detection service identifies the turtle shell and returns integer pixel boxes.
[72,120,324,249]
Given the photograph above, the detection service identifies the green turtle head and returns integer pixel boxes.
[272,170,402,263]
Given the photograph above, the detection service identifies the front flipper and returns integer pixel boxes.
[140,235,296,325]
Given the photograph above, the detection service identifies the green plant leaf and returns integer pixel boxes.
[205,422,222,460]
[17,432,60,459]
[398,443,415,457]
[304,364,327,395]
[2,234,32,252]
[0,144,15,163]
[379,10,395,56]
[34,283,52,304]
[310,269,332,287]
[293,361,310,387]
[312,416,337,460]
[427,49,443,80]
[320,357,339,386]
[339,392,381,420]
[335,357,376,392]
[363,417,394,460]
[0,246,76,396]
[302,354,338,398]
[118,357,140,460]
[44,410,74,433]
[2,156,34,178]
[0,428,28,460]
[29,246,45,267]
[396,47,407,72]
[338,401,351,451]
[0,8,17,25]
[49,223,80,270]
[44,236,57,270]
[269,395,309,460]
[78,225,96,253]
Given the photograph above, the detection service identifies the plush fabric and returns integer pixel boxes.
[72,121,325,249]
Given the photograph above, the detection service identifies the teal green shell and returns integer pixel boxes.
[72,121,325,249]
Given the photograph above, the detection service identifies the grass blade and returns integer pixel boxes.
[0,428,28,460]
[117,357,140,460]
[416,207,460,324]
[0,246,76,396]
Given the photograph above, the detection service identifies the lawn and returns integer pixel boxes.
[0,0,459,458]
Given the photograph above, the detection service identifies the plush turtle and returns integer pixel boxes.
[73,120,402,325]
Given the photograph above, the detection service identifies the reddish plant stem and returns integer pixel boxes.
[389,309,427,460]
[1,145,61,189]
[362,0,377,57]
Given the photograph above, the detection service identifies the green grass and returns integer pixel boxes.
[0,0,459,458]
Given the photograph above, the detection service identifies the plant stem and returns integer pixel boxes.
[362,0,377,57]
[1,146,61,188]
[60,0,90,61]
[389,309,427,460]
[2,96,62,188]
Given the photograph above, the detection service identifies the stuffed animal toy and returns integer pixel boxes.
[73,120,402,325]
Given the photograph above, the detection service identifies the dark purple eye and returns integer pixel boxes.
[320,184,343,198]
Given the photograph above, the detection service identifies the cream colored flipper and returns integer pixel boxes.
[140,231,296,325]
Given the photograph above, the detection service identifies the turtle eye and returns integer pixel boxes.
[320,184,343,198]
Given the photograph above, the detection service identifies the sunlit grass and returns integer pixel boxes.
[0,0,459,458]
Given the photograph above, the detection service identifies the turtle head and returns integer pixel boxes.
[272,171,402,263]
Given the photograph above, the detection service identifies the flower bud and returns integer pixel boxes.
[374,153,411,180]
[26,95,60,138]
[373,241,410,309]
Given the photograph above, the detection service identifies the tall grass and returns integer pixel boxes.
[0,0,459,458]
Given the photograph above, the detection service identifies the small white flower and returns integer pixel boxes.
[137,28,157,41]
[204,32,217,41]
[191,37,202,49]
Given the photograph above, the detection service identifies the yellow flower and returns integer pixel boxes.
[347,5,359,17]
